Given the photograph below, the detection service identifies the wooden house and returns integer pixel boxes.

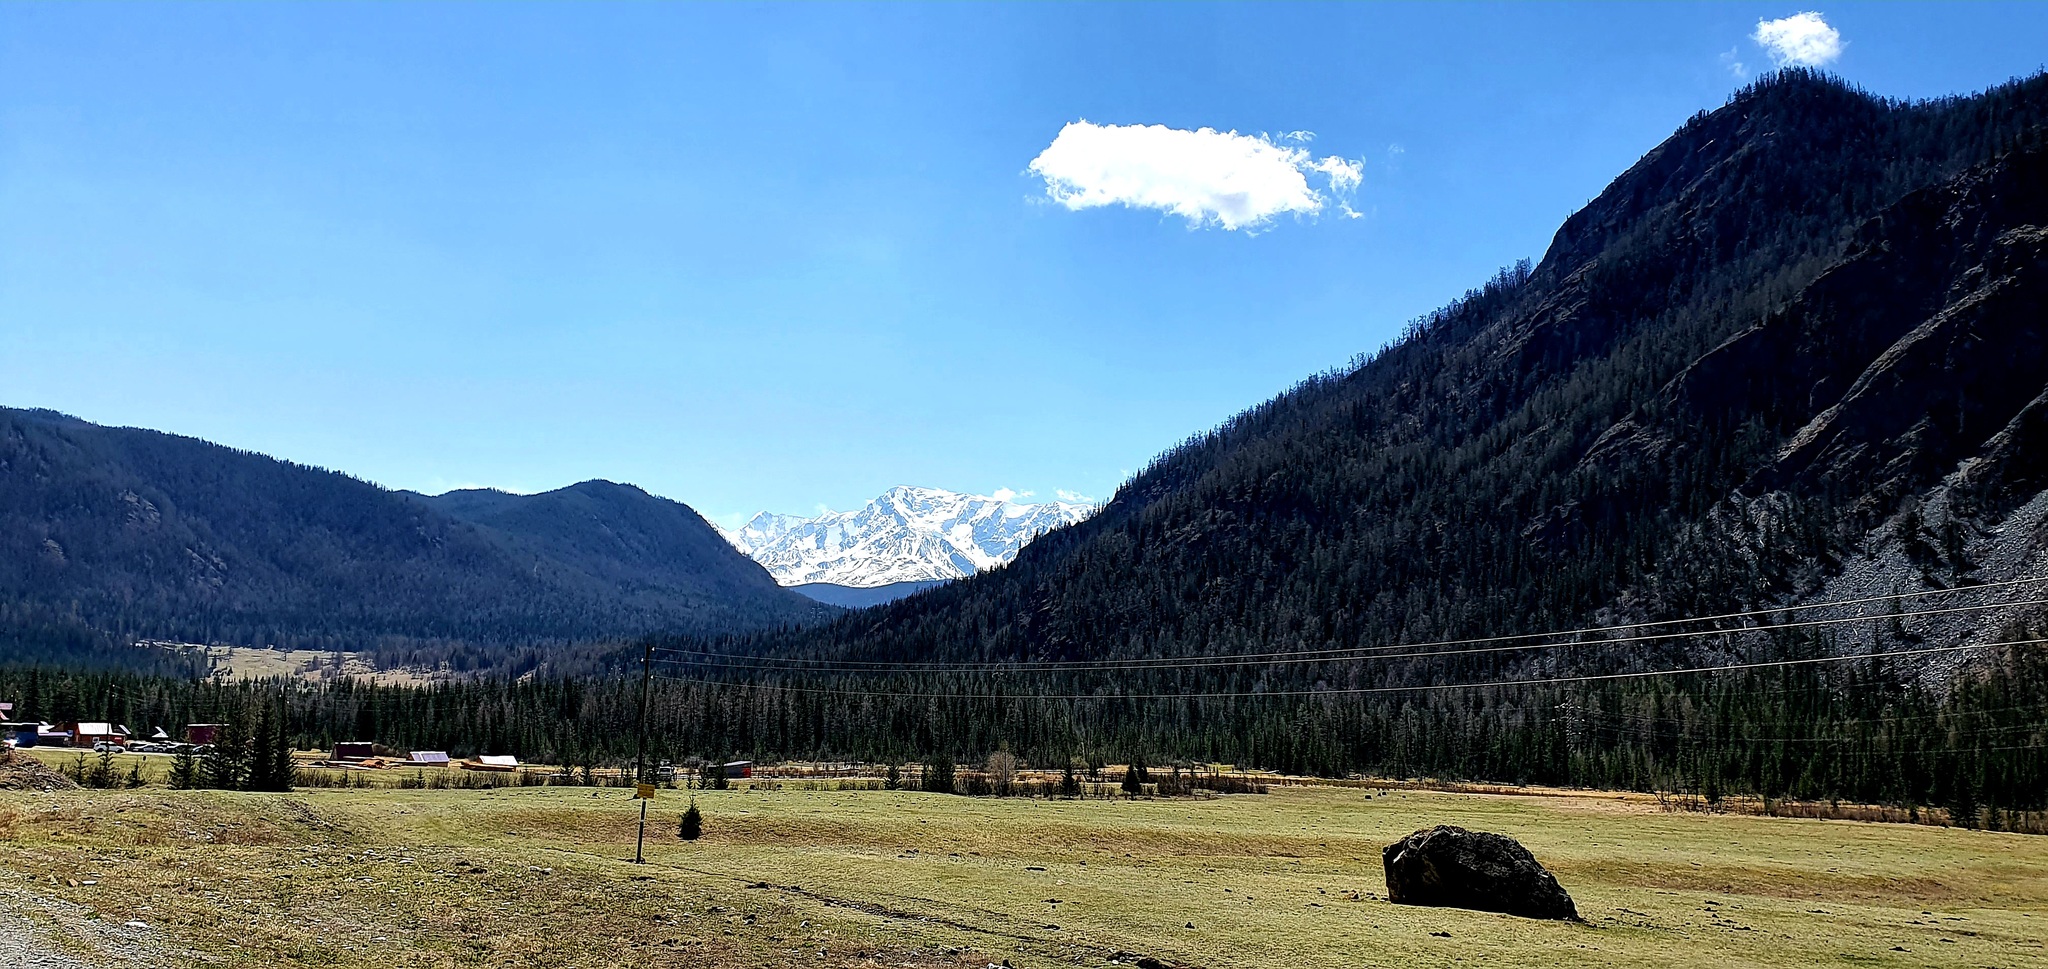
[71,723,130,748]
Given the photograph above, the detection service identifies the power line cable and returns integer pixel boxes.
[1559,699,2048,727]
[650,593,2048,674]
[650,575,2048,671]
[1569,716,2048,745]
[647,637,2046,701]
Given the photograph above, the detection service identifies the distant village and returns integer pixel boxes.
[0,699,526,772]
[0,699,776,784]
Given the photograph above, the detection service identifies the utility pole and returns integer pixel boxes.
[633,640,653,865]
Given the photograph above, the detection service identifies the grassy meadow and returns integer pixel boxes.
[1,763,2044,969]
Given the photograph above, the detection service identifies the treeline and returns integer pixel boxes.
[4,636,2042,823]
[52,691,297,793]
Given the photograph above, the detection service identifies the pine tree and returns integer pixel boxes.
[679,799,703,841]
[1950,767,1981,830]
[202,718,250,791]
[921,755,955,795]
[169,745,200,790]
[245,699,296,792]
[86,748,117,789]
[247,703,278,792]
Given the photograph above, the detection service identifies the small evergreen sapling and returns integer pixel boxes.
[679,799,703,841]
[87,748,118,789]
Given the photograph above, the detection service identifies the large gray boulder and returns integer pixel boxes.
[1382,825,1578,920]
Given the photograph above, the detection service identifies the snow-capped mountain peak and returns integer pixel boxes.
[722,486,1097,588]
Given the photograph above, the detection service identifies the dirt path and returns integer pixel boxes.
[0,908,98,969]
[0,886,177,969]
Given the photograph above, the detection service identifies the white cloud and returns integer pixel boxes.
[1307,154,1363,194]
[1753,12,1844,67]
[991,487,1018,502]
[1027,121,1364,231]
[1720,46,1748,78]
[1055,489,1097,505]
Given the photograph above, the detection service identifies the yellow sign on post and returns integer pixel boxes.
[635,783,656,799]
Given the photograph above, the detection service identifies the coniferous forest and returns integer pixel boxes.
[7,71,2048,822]
[0,410,829,670]
[3,636,2045,821]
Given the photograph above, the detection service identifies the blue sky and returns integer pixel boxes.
[3,3,2043,527]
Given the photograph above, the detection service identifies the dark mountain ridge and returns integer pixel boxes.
[404,480,834,633]
[9,72,2046,810]
[720,70,2048,685]
[0,408,828,668]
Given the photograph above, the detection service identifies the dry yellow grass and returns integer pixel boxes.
[0,781,2043,968]
[192,645,449,686]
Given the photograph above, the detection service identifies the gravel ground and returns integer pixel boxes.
[0,909,98,969]
[0,887,175,969]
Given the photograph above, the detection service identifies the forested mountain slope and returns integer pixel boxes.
[0,409,826,668]
[12,72,2047,811]
[724,71,2048,685]
[408,481,824,629]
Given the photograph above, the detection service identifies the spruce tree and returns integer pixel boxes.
[678,799,703,841]
[202,718,250,791]
[247,703,278,792]
[245,699,296,793]
[169,745,200,790]
[1950,770,1981,830]
[922,755,955,794]
[86,748,117,789]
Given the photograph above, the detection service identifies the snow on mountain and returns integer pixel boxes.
[721,486,1097,588]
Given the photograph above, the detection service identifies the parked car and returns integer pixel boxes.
[91,741,125,753]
